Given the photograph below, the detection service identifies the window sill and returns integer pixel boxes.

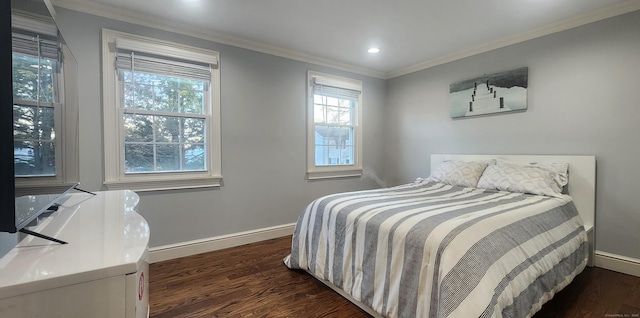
[104,175,222,192]
[307,168,362,180]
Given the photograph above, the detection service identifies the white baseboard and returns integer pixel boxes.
[149,223,296,263]
[149,226,640,279]
[595,251,640,277]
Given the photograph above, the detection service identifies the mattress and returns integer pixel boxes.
[284,181,588,318]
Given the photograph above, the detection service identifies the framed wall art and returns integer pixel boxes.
[450,67,528,118]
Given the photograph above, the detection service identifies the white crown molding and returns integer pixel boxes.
[387,0,640,79]
[52,0,640,80]
[50,0,386,79]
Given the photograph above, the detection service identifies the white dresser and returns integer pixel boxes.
[0,190,150,318]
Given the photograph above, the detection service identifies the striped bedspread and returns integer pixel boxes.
[284,181,588,318]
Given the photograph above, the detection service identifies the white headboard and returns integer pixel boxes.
[430,154,596,233]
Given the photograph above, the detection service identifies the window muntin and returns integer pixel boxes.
[12,52,57,103]
[307,71,363,179]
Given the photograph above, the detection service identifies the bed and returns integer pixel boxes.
[284,154,595,318]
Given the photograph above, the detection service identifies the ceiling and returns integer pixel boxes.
[51,0,640,78]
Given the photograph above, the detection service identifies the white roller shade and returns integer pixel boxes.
[11,11,60,61]
[11,10,58,37]
[313,77,361,100]
[116,51,212,83]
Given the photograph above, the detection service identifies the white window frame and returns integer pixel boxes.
[12,10,79,195]
[306,71,363,180]
[101,29,222,191]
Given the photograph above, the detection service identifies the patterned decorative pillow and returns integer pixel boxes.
[495,159,569,187]
[477,163,564,197]
[427,160,490,188]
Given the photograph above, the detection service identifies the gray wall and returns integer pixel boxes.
[385,11,640,259]
[53,9,386,248]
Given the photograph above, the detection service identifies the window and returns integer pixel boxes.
[102,29,221,191]
[12,10,79,193]
[307,71,363,179]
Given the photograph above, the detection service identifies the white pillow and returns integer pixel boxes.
[477,163,564,197]
[495,159,569,187]
[427,160,491,188]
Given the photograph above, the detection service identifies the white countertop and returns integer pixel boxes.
[0,190,149,299]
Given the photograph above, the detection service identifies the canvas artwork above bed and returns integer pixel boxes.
[284,154,596,318]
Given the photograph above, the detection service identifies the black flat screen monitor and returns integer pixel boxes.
[14,183,78,231]
[1,0,78,237]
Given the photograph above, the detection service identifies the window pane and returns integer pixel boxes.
[326,96,339,106]
[335,127,353,145]
[124,114,154,142]
[124,115,207,173]
[314,104,325,123]
[339,106,352,125]
[343,127,354,146]
[180,80,205,114]
[182,118,205,143]
[314,125,353,166]
[13,105,55,141]
[334,105,353,125]
[14,141,56,176]
[315,145,329,166]
[125,144,154,172]
[155,116,180,143]
[326,106,341,124]
[13,105,56,176]
[339,99,351,107]
[183,144,205,170]
[123,72,204,115]
[340,146,354,164]
[153,81,179,113]
[315,143,352,166]
[12,54,57,103]
[156,144,181,171]
[123,73,169,111]
[151,82,178,113]
[314,94,355,126]
[124,81,135,109]
[314,126,327,146]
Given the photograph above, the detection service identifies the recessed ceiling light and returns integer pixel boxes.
[368,47,380,54]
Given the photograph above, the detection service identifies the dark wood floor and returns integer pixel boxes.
[149,236,640,318]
